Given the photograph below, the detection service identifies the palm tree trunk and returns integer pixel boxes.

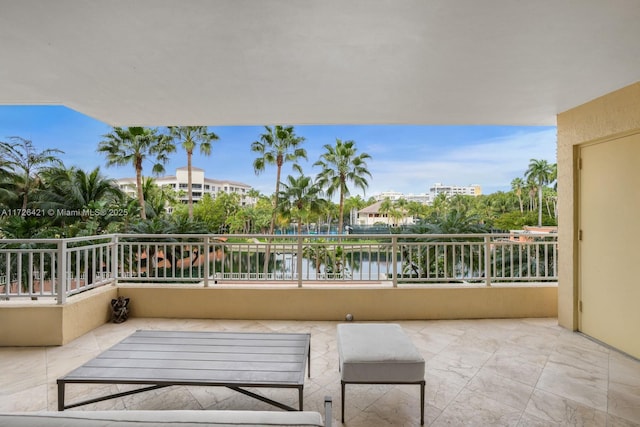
[263,163,282,275]
[136,167,146,220]
[20,175,30,210]
[338,191,345,235]
[517,192,523,213]
[187,150,194,219]
[537,184,543,226]
[269,163,282,235]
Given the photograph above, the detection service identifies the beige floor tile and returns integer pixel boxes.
[524,388,607,426]
[466,368,534,411]
[431,390,522,427]
[1,317,639,427]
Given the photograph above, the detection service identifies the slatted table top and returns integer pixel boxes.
[59,330,311,387]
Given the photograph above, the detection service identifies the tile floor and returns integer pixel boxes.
[0,317,639,426]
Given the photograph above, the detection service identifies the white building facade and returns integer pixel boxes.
[429,183,482,198]
[117,167,255,206]
[373,183,481,206]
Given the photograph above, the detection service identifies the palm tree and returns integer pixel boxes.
[448,195,472,215]
[525,178,537,212]
[168,126,219,219]
[315,198,338,233]
[251,125,307,235]
[379,198,393,225]
[98,127,175,220]
[525,159,555,226]
[314,138,371,235]
[246,188,261,207]
[37,166,124,233]
[510,177,524,213]
[140,176,177,219]
[344,195,367,222]
[394,198,409,225]
[0,137,63,210]
[277,174,324,234]
[431,193,449,217]
[406,209,489,280]
[406,200,427,222]
[40,167,123,211]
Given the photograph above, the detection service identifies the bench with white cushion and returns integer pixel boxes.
[336,323,425,424]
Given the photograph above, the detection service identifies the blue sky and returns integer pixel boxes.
[0,106,556,197]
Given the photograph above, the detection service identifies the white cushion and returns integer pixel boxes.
[0,410,324,427]
[337,323,425,383]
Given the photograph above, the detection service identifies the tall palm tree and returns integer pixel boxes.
[525,159,554,226]
[251,125,306,234]
[314,138,371,235]
[510,177,525,213]
[0,137,63,210]
[168,126,219,219]
[277,174,324,234]
[98,127,175,219]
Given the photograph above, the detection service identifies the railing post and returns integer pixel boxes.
[57,239,67,304]
[112,235,119,286]
[203,236,210,287]
[484,235,492,287]
[297,235,303,288]
[392,236,398,288]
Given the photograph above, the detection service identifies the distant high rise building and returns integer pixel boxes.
[429,183,482,198]
[372,183,481,206]
[374,191,430,204]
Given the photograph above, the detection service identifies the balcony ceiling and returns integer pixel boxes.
[1,1,639,126]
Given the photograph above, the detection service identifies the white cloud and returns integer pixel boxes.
[364,128,557,196]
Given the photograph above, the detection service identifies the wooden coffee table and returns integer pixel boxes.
[57,330,311,411]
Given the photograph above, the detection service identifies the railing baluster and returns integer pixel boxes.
[484,236,491,287]
[57,240,66,304]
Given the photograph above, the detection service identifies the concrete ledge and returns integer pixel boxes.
[0,283,557,346]
[119,284,557,320]
[0,286,116,346]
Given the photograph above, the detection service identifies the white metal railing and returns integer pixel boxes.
[0,232,557,303]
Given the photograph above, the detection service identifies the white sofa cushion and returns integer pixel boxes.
[337,323,425,383]
[0,410,324,427]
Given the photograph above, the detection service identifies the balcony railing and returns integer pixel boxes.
[0,233,558,303]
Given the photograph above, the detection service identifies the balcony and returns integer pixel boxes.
[1,317,639,425]
[0,233,637,424]
[0,233,558,347]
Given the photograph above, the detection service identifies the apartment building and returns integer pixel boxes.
[373,191,430,204]
[116,167,255,206]
[373,183,481,206]
[429,183,482,198]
